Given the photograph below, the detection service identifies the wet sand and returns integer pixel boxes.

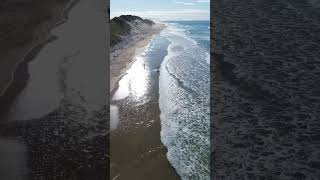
[111,101,180,180]
[110,35,181,180]
[0,0,109,179]
[0,0,75,119]
[6,0,108,121]
[110,24,165,93]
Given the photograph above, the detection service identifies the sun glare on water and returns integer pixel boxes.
[112,56,149,101]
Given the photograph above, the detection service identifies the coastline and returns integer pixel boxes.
[0,0,110,178]
[110,23,166,93]
[110,30,181,179]
[0,0,79,120]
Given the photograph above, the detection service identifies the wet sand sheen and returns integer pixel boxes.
[110,36,181,180]
[6,0,107,121]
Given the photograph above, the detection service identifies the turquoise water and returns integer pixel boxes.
[159,21,210,180]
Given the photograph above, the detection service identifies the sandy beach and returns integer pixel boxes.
[0,0,76,119]
[110,27,181,179]
[110,24,165,93]
[6,0,108,121]
[0,0,109,179]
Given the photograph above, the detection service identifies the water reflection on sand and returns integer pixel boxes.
[110,105,119,130]
[112,56,150,101]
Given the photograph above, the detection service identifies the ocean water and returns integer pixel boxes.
[159,21,210,180]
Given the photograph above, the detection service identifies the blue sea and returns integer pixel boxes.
[159,21,210,180]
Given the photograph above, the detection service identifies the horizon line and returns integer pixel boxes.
[110,9,210,21]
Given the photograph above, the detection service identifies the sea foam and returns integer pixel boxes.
[159,22,210,180]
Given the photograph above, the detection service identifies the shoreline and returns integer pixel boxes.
[0,0,110,178]
[110,31,181,179]
[110,24,166,93]
[0,0,79,120]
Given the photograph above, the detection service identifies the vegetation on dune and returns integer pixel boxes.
[110,15,154,46]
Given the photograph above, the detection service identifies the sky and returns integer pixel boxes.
[111,0,210,21]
